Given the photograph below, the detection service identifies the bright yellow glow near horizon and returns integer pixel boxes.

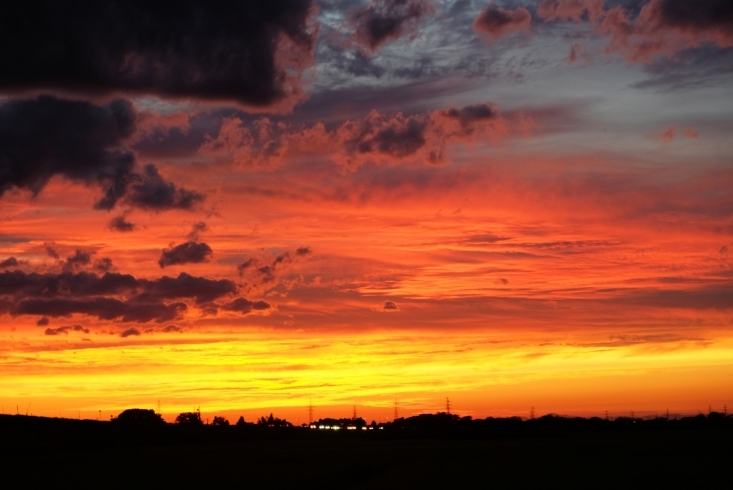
[2,330,732,423]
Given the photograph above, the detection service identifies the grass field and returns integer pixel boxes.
[3,427,731,488]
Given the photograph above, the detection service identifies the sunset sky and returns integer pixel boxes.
[1,0,732,424]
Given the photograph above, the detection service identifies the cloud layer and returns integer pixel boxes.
[0,96,203,211]
[0,0,318,107]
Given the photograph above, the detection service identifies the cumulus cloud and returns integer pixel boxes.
[0,257,19,268]
[109,216,135,232]
[0,269,238,323]
[200,102,509,170]
[44,243,60,259]
[473,5,532,41]
[44,324,89,336]
[538,0,733,63]
[124,164,205,212]
[36,317,50,326]
[0,96,203,211]
[120,328,141,338]
[0,1,318,108]
[162,324,183,333]
[331,103,505,168]
[237,247,312,292]
[222,297,272,315]
[199,117,291,168]
[348,0,434,52]
[16,297,188,323]
[380,301,400,311]
[158,241,213,268]
[187,222,209,241]
[94,258,114,273]
[61,250,93,273]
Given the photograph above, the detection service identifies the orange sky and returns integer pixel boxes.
[1,0,732,423]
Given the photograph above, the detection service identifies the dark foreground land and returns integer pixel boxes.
[1,414,731,488]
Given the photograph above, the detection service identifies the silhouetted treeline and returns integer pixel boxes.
[1,410,731,453]
[380,411,733,438]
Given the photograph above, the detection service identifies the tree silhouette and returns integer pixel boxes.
[175,411,203,426]
[257,413,292,427]
[236,416,247,426]
[212,416,229,426]
[114,408,165,425]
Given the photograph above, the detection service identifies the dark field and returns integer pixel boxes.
[2,418,731,489]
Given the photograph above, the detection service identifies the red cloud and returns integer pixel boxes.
[199,103,515,170]
[538,0,733,63]
[474,5,532,41]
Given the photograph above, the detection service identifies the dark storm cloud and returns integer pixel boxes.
[124,164,204,212]
[473,4,531,41]
[237,247,312,291]
[141,273,237,304]
[120,328,141,338]
[16,297,187,323]
[0,270,236,305]
[441,103,499,127]
[0,257,19,268]
[187,222,209,241]
[94,258,114,273]
[351,116,429,157]
[223,297,272,315]
[44,243,60,259]
[349,0,433,51]
[381,300,399,311]
[332,102,503,168]
[158,241,213,268]
[109,216,135,232]
[36,317,49,326]
[653,0,733,34]
[44,324,89,336]
[0,96,134,206]
[0,96,203,211]
[0,0,318,107]
[61,250,93,273]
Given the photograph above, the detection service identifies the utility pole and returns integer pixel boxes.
[353,405,357,420]
[446,397,451,415]
[530,406,535,419]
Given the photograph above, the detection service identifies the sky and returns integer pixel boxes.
[0,0,732,424]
